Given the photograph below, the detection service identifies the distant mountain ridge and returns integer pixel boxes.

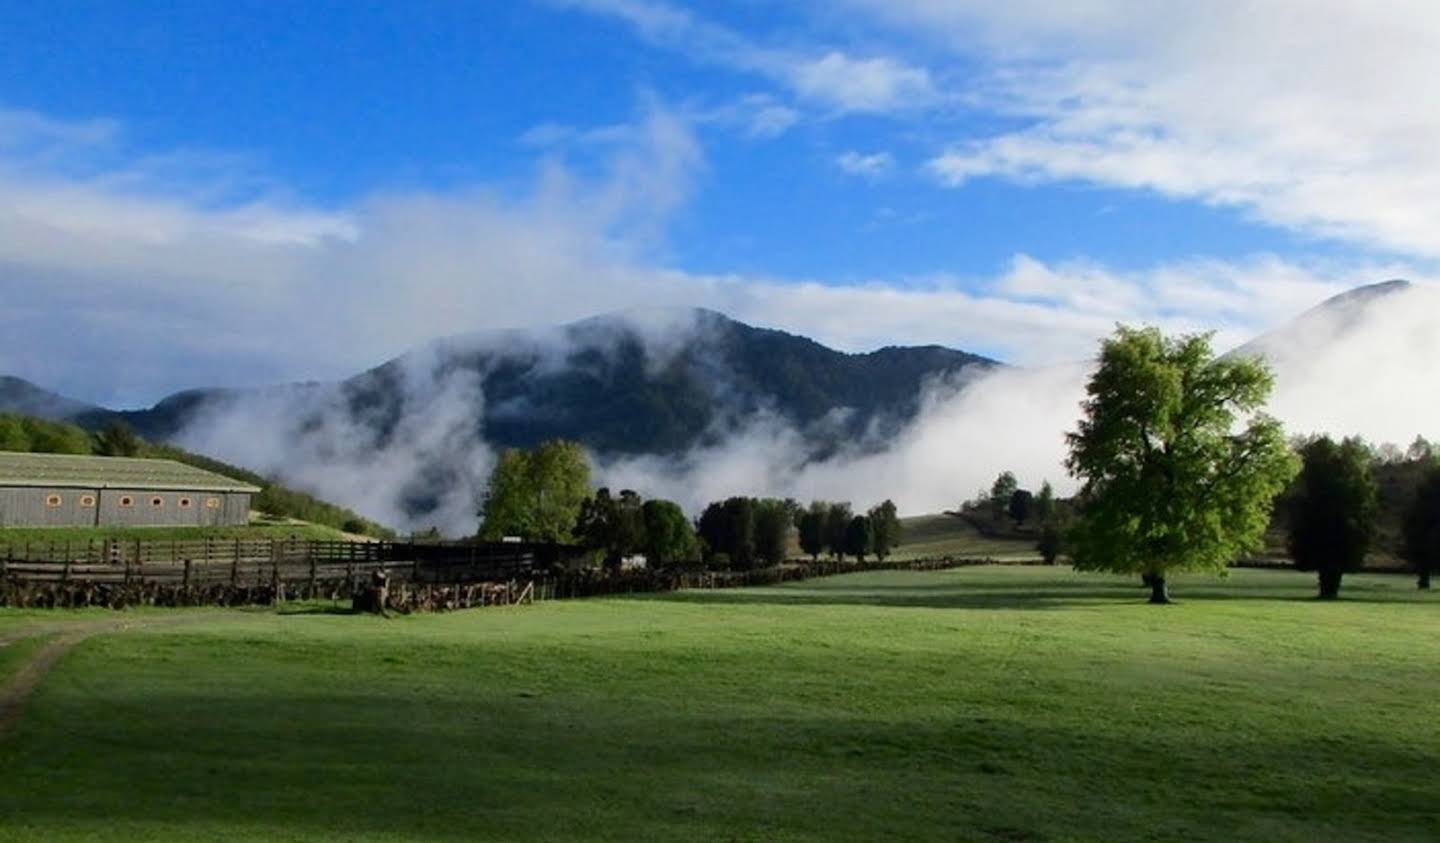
[6,284,1432,530]
[1230,278,1416,360]
[2,308,998,458]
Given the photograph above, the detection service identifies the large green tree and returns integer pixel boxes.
[1288,436,1378,599]
[1065,327,1298,603]
[576,487,646,570]
[641,498,699,569]
[843,515,873,563]
[824,502,853,561]
[753,499,792,566]
[989,471,1018,524]
[797,502,827,561]
[477,440,591,542]
[1402,462,1440,590]
[867,499,901,561]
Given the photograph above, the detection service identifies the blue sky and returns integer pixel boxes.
[1,1,1436,404]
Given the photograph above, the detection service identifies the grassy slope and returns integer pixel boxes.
[1,567,1437,842]
[892,512,1037,560]
[0,522,347,546]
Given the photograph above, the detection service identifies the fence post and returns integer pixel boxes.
[183,559,192,588]
[270,541,282,602]
[308,555,318,597]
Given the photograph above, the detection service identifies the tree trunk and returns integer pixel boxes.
[1141,572,1157,588]
[1318,569,1342,600]
[1147,575,1170,604]
[1419,570,1431,591]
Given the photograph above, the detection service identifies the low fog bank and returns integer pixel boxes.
[172,346,497,535]
[168,285,1439,534]
[1242,282,1440,445]
[596,363,1088,516]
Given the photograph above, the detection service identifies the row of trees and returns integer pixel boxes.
[964,472,1058,530]
[1287,436,1440,596]
[476,325,1439,599]
[476,442,905,571]
[794,499,901,563]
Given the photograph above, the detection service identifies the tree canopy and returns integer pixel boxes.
[1065,327,1298,603]
[824,502,853,560]
[797,502,827,561]
[843,515,873,563]
[576,488,645,570]
[641,498,700,568]
[867,499,901,561]
[1035,481,1057,524]
[1402,462,1440,590]
[478,440,591,543]
[1288,436,1378,599]
[753,498,792,567]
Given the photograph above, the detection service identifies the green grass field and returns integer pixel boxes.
[0,522,349,547]
[2,567,1437,842]
[893,513,1037,560]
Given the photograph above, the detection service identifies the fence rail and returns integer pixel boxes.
[0,536,1007,611]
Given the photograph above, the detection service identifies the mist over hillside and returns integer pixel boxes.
[2,282,1436,534]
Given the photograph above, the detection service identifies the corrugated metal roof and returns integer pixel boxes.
[0,451,261,493]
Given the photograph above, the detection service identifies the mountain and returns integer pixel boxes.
[0,309,998,528]
[1230,278,1415,359]
[8,285,1432,533]
[1231,278,1439,447]
[11,308,997,458]
[0,376,102,421]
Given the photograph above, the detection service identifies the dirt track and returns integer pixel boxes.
[0,615,221,738]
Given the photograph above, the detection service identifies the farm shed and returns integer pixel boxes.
[0,452,260,528]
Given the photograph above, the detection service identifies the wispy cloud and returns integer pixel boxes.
[836,150,896,179]
[548,0,936,115]
[1,103,1431,410]
[829,0,1440,258]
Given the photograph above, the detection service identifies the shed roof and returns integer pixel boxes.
[0,451,262,493]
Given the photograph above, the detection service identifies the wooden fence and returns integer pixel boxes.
[0,536,1005,611]
[0,538,581,609]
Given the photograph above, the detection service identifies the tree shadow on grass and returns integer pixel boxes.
[639,571,1434,611]
[275,604,358,617]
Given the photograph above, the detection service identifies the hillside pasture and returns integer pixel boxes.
[1,567,1437,842]
[892,512,1037,560]
[0,521,349,548]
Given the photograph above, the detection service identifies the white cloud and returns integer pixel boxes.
[743,102,800,139]
[1,108,1429,407]
[549,0,935,115]
[832,0,1440,257]
[1,104,1432,411]
[5,103,1437,530]
[790,52,934,113]
[836,150,896,179]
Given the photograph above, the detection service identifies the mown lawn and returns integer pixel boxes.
[1,567,1436,842]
